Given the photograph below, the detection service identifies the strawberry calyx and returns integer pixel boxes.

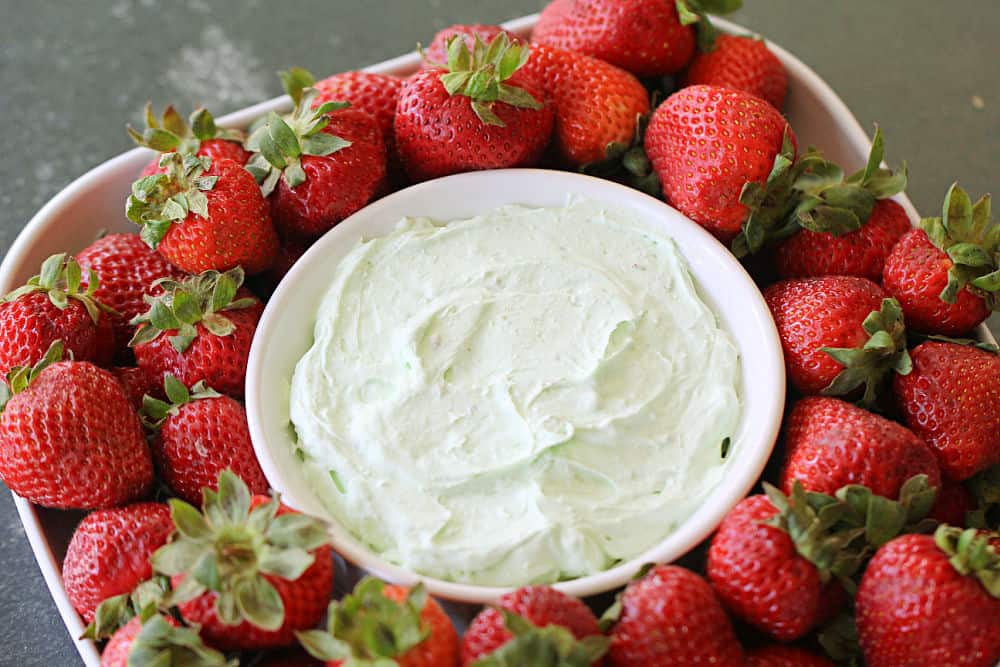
[126,153,220,249]
[82,576,170,640]
[129,267,257,353]
[126,614,235,667]
[676,0,744,52]
[128,102,244,155]
[244,68,353,196]
[151,470,330,632]
[581,111,661,197]
[731,128,800,257]
[0,340,65,411]
[763,475,937,591]
[934,525,1000,597]
[297,576,429,664]
[920,183,1000,308]
[820,297,912,409]
[433,33,542,127]
[967,464,1000,531]
[919,333,1000,355]
[141,375,222,428]
[3,253,114,323]
[470,610,610,667]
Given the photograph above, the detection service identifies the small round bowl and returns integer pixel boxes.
[246,168,785,604]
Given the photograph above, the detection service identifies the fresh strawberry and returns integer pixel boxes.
[855,525,1000,667]
[883,184,999,335]
[153,471,333,651]
[764,280,910,404]
[605,564,744,666]
[0,343,153,508]
[299,578,459,667]
[395,34,553,183]
[130,103,249,177]
[62,502,173,623]
[894,341,1000,480]
[772,128,911,280]
[930,476,976,526]
[126,152,278,275]
[100,615,231,667]
[525,43,649,168]
[685,34,786,107]
[76,233,188,354]
[423,24,523,66]
[0,253,115,376]
[130,268,262,398]
[645,84,794,243]
[780,396,941,499]
[532,0,701,77]
[746,645,835,667]
[110,365,163,411]
[461,585,607,665]
[143,375,268,504]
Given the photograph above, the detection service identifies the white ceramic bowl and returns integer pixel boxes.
[245,168,786,604]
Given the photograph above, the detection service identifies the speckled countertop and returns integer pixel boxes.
[1,1,998,663]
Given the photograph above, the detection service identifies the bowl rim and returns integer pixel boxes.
[246,167,786,603]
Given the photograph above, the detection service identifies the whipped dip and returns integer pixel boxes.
[289,199,741,586]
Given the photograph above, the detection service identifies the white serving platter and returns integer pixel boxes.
[0,13,993,666]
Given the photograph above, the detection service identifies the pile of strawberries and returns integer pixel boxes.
[0,0,997,665]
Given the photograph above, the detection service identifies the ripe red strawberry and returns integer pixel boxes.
[645,84,794,243]
[764,279,910,403]
[0,253,115,376]
[532,0,698,77]
[110,365,163,411]
[423,24,523,66]
[395,34,553,183]
[76,233,188,354]
[100,615,229,667]
[856,526,1000,666]
[126,152,278,275]
[63,502,173,623]
[153,472,333,651]
[143,375,268,504]
[605,564,744,666]
[247,69,387,241]
[130,268,262,398]
[525,42,649,168]
[461,585,607,665]
[780,396,941,499]
[685,34,787,108]
[746,645,835,667]
[930,476,976,526]
[894,341,1000,480]
[883,184,998,335]
[299,578,459,667]
[130,104,250,177]
[0,345,153,508]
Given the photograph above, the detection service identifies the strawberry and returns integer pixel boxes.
[153,471,333,651]
[0,253,115,376]
[129,103,249,177]
[143,375,268,504]
[298,578,459,667]
[894,341,1000,480]
[62,502,173,623]
[746,645,835,667]
[645,84,794,243]
[110,365,163,411]
[100,615,231,667]
[764,280,910,405]
[461,585,607,665]
[130,268,262,398]
[423,24,523,66]
[126,152,278,275]
[883,183,999,335]
[855,526,1000,667]
[395,34,553,183]
[246,69,386,242]
[532,0,709,77]
[685,34,787,108]
[76,233,189,354]
[780,396,941,499]
[0,343,153,508]
[930,476,976,526]
[605,564,744,666]
[525,43,649,168]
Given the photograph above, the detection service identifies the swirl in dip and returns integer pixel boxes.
[289,198,741,586]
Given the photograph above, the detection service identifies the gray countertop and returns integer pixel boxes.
[1,1,997,664]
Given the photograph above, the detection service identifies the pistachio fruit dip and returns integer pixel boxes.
[288,198,741,586]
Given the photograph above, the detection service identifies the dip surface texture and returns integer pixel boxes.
[289,199,741,586]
